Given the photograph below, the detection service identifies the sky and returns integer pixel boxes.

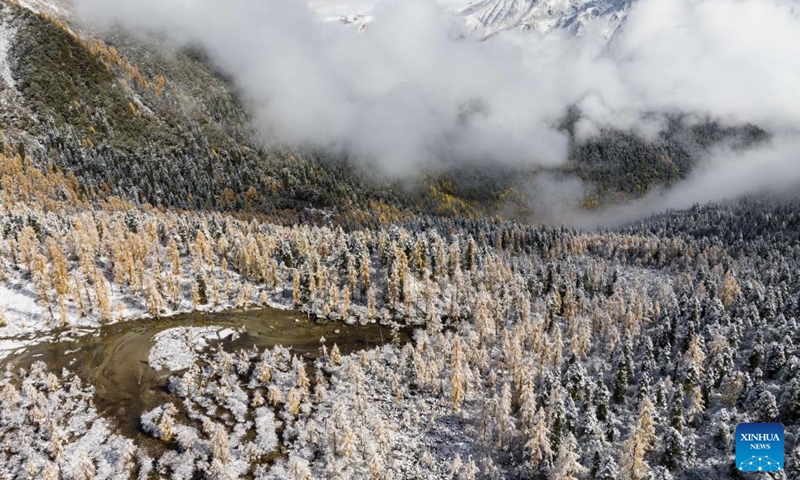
[74,0,800,224]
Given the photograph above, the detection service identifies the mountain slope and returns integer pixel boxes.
[461,0,632,37]
[0,0,774,226]
[0,0,419,224]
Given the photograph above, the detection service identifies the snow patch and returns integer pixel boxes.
[17,0,71,19]
[0,338,35,361]
[0,17,17,92]
[149,326,241,371]
[217,327,235,339]
[0,281,47,336]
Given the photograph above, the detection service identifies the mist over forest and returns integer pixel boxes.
[73,0,800,225]
[0,0,798,479]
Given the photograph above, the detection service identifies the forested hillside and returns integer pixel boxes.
[0,0,772,224]
[0,152,797,478]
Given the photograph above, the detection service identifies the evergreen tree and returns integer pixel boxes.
[660,426,693,472]
[593,379,611,422]
[786,447,800,479]
[781,377,800,423]
[496,382,515,450]
[595,455,620,480]
[590,451,602,480]
[765,343,786,378]
[707,332,735,387]
[748,330,764,372]
[648,466,675,480]
[613,338,634,404]
[679,335,705,391]
[753,389,779,422]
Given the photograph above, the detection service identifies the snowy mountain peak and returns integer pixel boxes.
[461,0,632,37]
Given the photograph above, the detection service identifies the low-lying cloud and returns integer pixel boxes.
[75,0,800,220]
[562,133,800,228]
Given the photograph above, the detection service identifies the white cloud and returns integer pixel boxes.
[74,0,800,211]
[568,134,800,228]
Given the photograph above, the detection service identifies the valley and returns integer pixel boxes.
[0,0,798,478]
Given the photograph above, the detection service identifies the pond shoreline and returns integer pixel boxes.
[0,306,414,453]
[0,297,413,362]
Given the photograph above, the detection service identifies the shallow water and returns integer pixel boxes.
[2,308,407,444]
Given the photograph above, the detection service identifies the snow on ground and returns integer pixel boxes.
[0,245,291,361]
[149,326,241,371]
[17,0,72,20]
[0,269,147,360]
[0,13,17,91]
[0,280,45,335]
[0,337,38,360]
[0,362,137,478]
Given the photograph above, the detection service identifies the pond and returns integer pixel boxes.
[1,308,407,446]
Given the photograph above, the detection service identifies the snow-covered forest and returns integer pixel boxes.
[0,151,798,479]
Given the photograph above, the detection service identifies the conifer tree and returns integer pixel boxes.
[368,448,385,479]
[286,388,303,417]
[786,447,800,479]
[781,377,800,422]
[451,339,467,412]
[496,382,515,450]
[211,424,231,464]
[158,411,175,442]
[525,407,552,471]
[593,379,611,421]
[93,267,112,323]
[168,238,181,276]
[765,343,786,378]
[549,432,586,480]
[330,344,342,366]
[519,378,538,436]
[753,389,779,422]
[595,453,620,480]
[268,385,282,407]
[613,338,634,403]
[661,426,691,472]
[75,452,96,480]
[679,335,705,391]
[620,396,657,480]
[339,426,357,458]
[295,358,310,392]
[686,385,705,421]
[146,280,165,316]
[292,270,302,307]
[288,455,313,480]
[451,453,463,479]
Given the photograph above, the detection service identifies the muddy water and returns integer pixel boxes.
[2,308,407,444]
